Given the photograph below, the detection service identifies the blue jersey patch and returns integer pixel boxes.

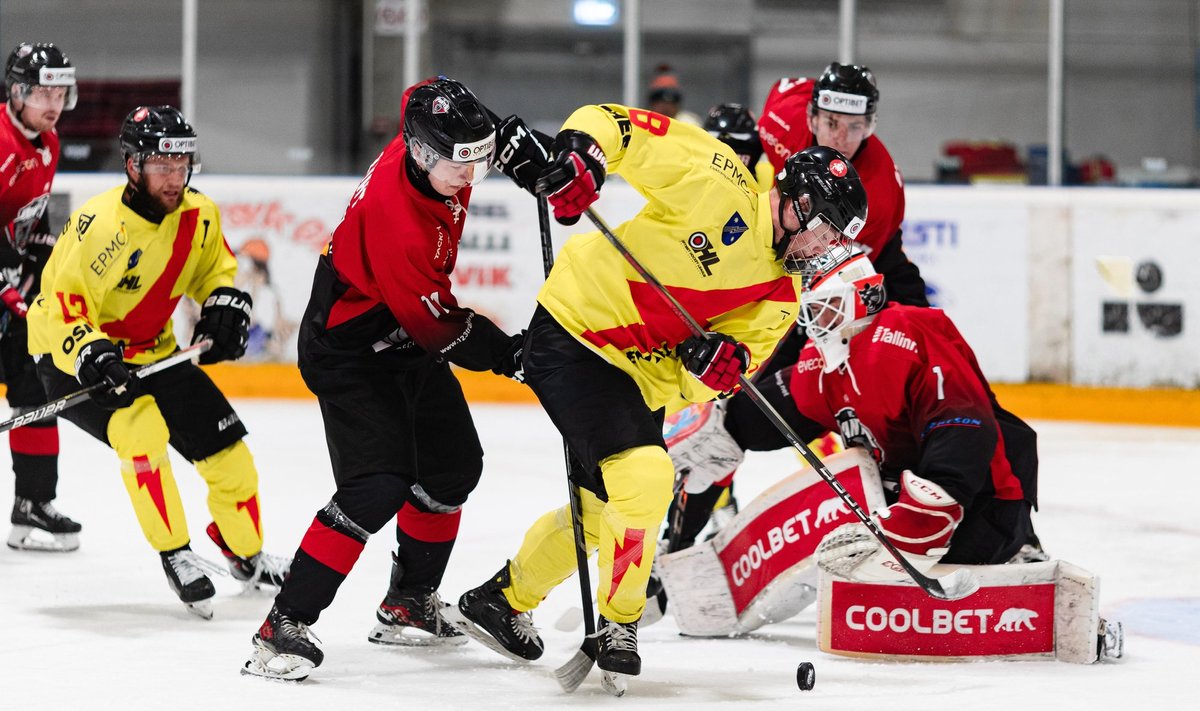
[722,212,749,245]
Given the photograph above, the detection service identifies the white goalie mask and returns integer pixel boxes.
[798,250,886,372]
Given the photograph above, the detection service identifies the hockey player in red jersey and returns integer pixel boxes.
[670,250,1038,574]
[243,77,537,682]
[0,42,82,552]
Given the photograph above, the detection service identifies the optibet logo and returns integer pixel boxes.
[817,89,868,115]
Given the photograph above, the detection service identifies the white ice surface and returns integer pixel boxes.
[1,400,1197,708]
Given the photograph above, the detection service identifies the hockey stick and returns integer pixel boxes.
[535,196,600,692]
[0,340,212,435]
[581,207,979,601]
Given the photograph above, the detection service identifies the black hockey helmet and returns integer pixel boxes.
[774,146,868,276]
[403,77,496,185]
[5,42,77,110]
[810,63,878,117]
[119,106,200,181]
[704,103,763,168]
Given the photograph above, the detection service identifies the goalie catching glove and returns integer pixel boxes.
[535,130,606,225]
[677,333,750,394]
[192,287,252,364]
[818,470,963,582]
[75,340,135,410]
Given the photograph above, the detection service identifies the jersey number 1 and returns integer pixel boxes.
[932,365,945,400]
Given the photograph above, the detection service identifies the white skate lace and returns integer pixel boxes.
[169,550,227,585]
[510,610,539,643]
[605,621,638,652]
[279,616,322,645]
[248,551,291,584]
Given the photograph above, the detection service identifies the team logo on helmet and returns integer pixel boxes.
[432,96,450,115]
[830,159,848,178]
[859,279,886,314]
[133,107,150,122]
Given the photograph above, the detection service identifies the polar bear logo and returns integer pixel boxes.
[994,608,1038,632]
[814,497,850,527]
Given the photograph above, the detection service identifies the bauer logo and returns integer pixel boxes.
[826,581,1055,658]
[817,90,868,115]
[158,136,197,153]
[717,467,869,613]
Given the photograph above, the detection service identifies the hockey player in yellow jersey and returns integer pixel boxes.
[26,106,290,619]
[450,102,868,685]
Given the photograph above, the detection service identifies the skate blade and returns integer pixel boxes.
[600,670,629,697]
[185,599,214,620]
[441,606,534,662]
[367,622,468,647]
[241,652,312,682]
[7,526,79,552]
[1100,619,1124,660]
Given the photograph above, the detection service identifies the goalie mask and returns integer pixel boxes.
[798,250,885,372]
[5,42,77,112]
[403,77,496,187]
[774,146,868,277]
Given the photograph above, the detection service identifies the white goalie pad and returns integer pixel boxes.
[656,448,886,636]
[664,401,745,494]
[816,558,1118,664]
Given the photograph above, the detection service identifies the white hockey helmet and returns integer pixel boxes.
[798,250,886,372]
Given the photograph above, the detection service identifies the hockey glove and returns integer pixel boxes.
[75,340,135,410]
[677,333,750,394]
[0,285,28,319]
[535,130,606,226]
[491,330,526,382]
[875,470,964,555]
[192,287,253,365]
[494,115,553,195]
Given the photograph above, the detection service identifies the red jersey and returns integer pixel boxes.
[0,104,60,263]
[786,304,1029,510]
[757,78,905,259]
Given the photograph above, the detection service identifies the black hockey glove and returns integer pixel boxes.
[75,340,135,410]
[192,287,253,365]
[535,130,606,226]
[677,332,750,394]
[494,115,553,195]
[491,330,526,382]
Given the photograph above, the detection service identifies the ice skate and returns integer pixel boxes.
[1098,618,1124,661]
[596,615,640,696]
[205,522,290,591]
[7,497,81,552]
[242,604,323,682]
[160,544,222,619]
[446,563,543,661]
[368,590,467,647]
[1008,531,1051,564]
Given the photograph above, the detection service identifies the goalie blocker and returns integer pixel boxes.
[656,448,887,637]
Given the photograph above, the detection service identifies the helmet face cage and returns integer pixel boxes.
[120,106,201,184]
[798,252,886,368]
[403,78,496,186]
[775,147,867,276]
[705,103,763,167]
[5,43,77,111]
[810,62,878,118]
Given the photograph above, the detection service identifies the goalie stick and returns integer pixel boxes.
[0,340,212,435]
[580,207,979,602]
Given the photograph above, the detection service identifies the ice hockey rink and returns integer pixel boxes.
[1,398,1197,709]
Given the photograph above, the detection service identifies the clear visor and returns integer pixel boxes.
[411,137,493,187]
[813,110,875,143]
[136,153,201,178]
[17,83,77,111]
[781,215,853,277]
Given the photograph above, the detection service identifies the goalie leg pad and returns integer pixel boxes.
[664,402,745,495]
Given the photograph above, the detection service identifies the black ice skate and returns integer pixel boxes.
[243,604,324,682]
[596,615,640,696]
[160,544,221,619]
[205,522,290,590]
[1008,530,1051,564]
[7,497,82,552]
[368,590,467,647]
[444,563,544,661]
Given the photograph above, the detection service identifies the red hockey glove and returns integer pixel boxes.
[535,130,606,226]
[0,285,28,319]
[875,470,964,555]
[677,333,750,394]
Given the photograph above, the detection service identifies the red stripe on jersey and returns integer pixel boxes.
[581,277,796,353]
[326,286,379,330]
[8,422,59,455]
[299,517,365,575]
[396,502,462,543]
[989,432,1025,501]
[102,208,199,355]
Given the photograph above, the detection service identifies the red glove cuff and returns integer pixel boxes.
[547,153,600,220]
[693,339,748,393]
[0,285,28,319]
[876,471,964,555]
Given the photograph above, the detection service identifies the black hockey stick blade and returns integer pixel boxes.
[554,636,597,692]
[579,207,981,601]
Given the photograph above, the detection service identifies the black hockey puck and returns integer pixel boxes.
[796,661,815,690]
